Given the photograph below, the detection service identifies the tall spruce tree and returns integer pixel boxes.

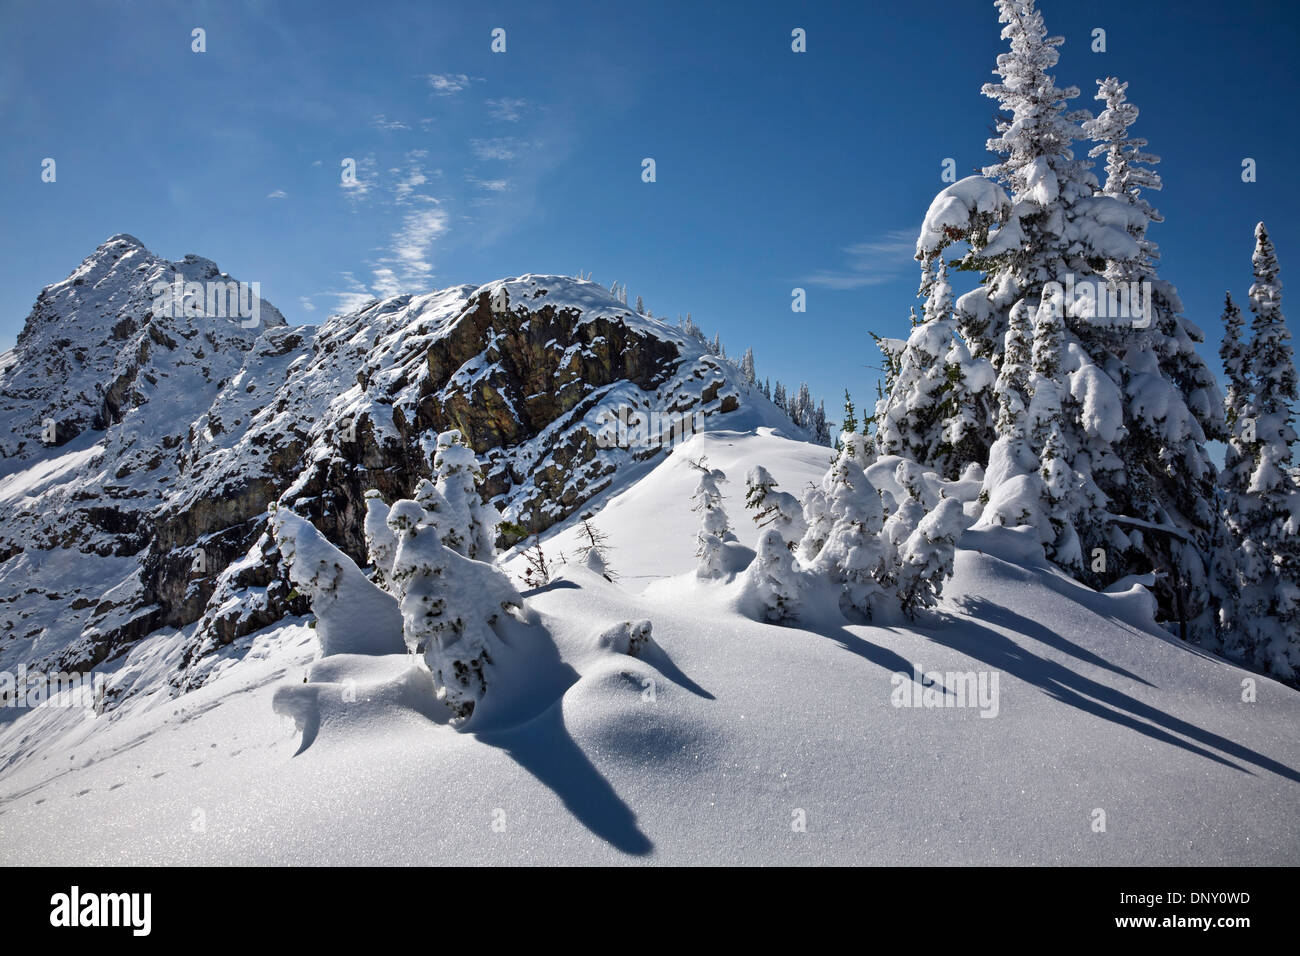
[1212,293,1252,652]
[1243,224,1300,677]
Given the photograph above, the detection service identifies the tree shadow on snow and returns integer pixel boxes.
[951,594,1154,688]
[465,612,655,856]
[638,642,715,700]
[519,579,581,599]
[802,617,935,695]
[475,703,654,857]
[929,601,1300,783]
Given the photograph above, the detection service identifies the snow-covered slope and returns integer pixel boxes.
[2,428,1296,865]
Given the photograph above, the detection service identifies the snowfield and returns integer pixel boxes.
[1,427,1296,865]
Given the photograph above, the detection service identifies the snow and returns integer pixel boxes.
[272,508,405,658]
[2,427,1297,865]
[917,176,1012,257]
[1068,362,1126,444]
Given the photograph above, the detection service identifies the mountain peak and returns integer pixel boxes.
[101,233,146,250]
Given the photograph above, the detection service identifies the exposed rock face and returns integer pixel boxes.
[0,240,757,701]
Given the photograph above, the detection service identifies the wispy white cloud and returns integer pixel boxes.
[305,272,376,316]
[389,150,440,205]
[370,266,403,299]
[804,229,918,289]
[266,189,288,200]
[373,114,409,131]
[426,73,474,95]
[470,137,518,161]
[334,291,378,312]
[386,206,449,283]
[468,176,509,192]
[487,97,528,122]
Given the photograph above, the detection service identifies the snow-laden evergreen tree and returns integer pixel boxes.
[958,0,1125,563]
[871,269,996,480]
[744,465,806,546]
[433,430,499,561]
[363,489,398,591]
[411,478,450,543]
[680,313,705,342]
[983,300,1037,493]
[763,378,772,401]
[876,261,965,471]
[895,498,967,618]
[803,437,888,617]
[773,381,787,413]
[635,294,645,314]
[936,337,996,480]
[792,383,814,429]
[798,484,832,563]
[881,460,930,566]
[1081,75,1224,626]
[1220,293,1254,504]
[740,347,758,387]
[387,496,526,720]
[384,500,425,602]
[1236,224,1300,678]
[1038,419,1082,569]
[813,401,831,445]
[872,1,1221,633]
[743,528,804,623]
[1028,292,1064,448]
[1083,77,1162,277]
[272,507,404,657]
[1212,293,1252,646]
[1246,224,1296,506]
[692,465,732,579]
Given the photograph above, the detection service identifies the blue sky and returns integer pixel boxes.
[1,0,1297,426]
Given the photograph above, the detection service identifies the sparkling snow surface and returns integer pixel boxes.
[1,429,1297,865]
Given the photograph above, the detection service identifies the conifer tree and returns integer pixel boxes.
[744,466,806,546]
[841,390,858,435]
[433,430,499,561]
[1242,224,1299,677]
[692,464,732,579]
[576,518,615,580]
[743,528,804,623]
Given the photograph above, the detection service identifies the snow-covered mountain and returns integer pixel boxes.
[0,236,777,706]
